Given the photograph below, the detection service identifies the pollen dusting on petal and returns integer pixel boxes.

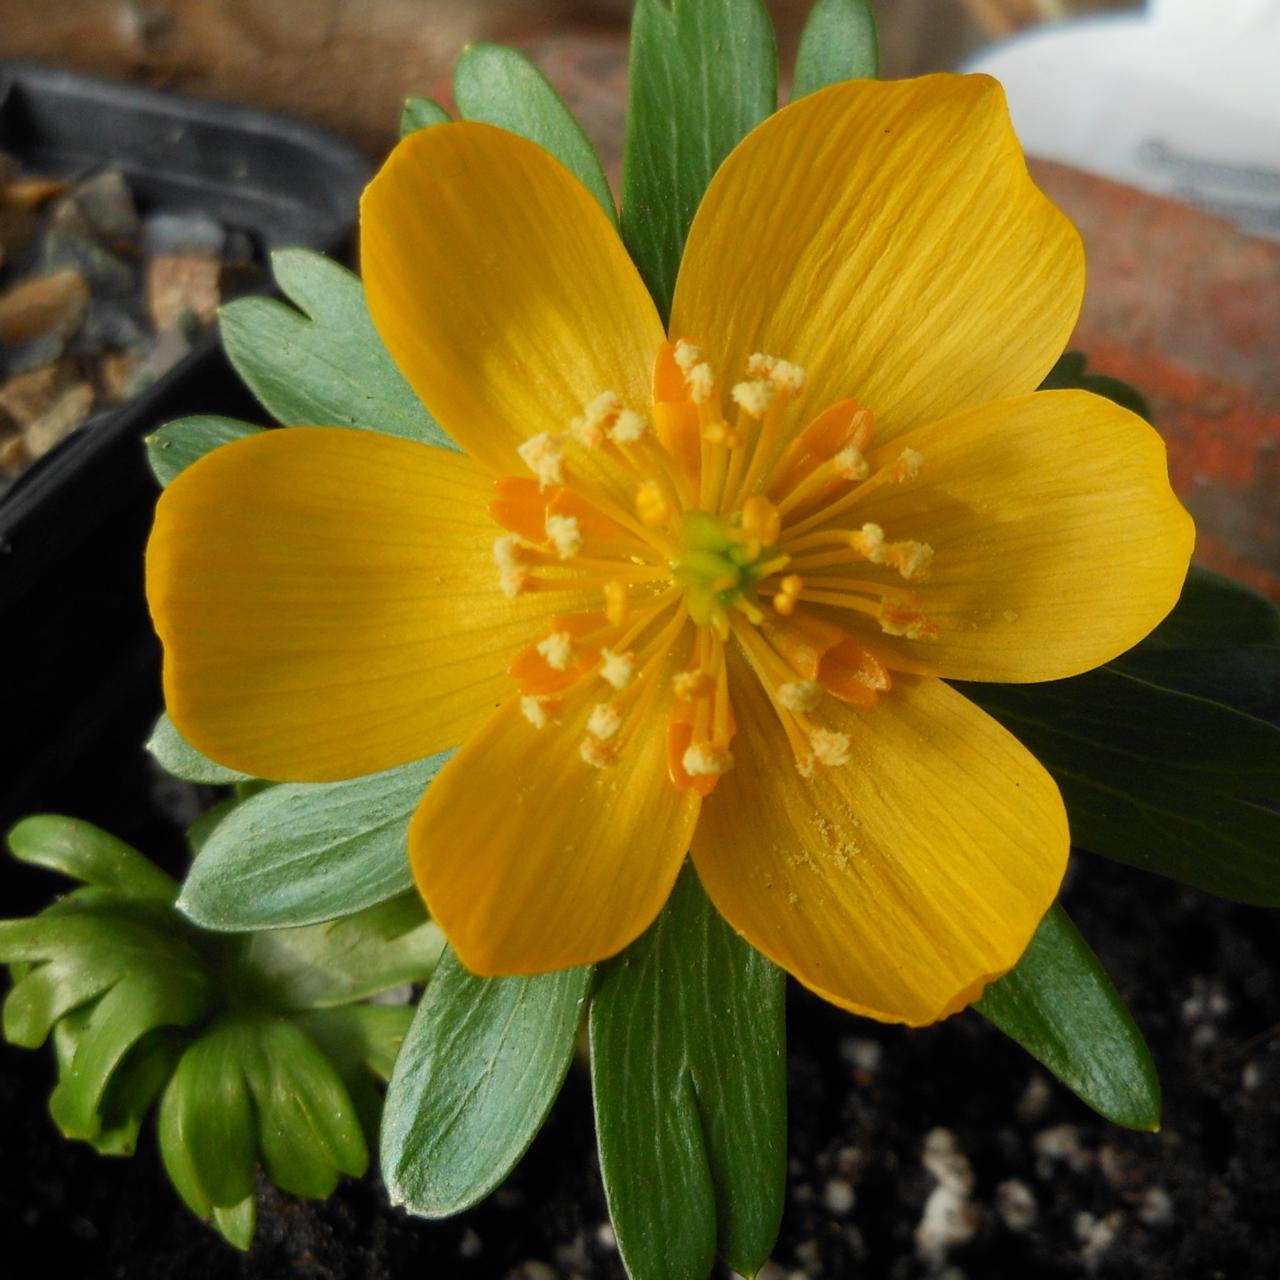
[580,735,619,769]
[731,378,774,419]
[682,741,734,777]
[778,680,822,713]
[673,669,716,701]
[545,513,583,560]
[609,408,647,445]
[600,647,636,690]
[587,702,622,741]
[833,444,870,481]
[879,599,939,641]
[536,630,574,670]
[521,695,554,728]
[810,728,853,768]
[499,565,528,599]
[517,432,565,489]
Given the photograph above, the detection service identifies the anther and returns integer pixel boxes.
[850,523,887,563]
[778,680,822,713]
[810,728,853,768]
[773,574,804,617]
[579,735,619,769]
[879,600,939,641]
[702,420,746,447]
[604,579,629,627]
[673,339,702,372]
[599,648,636,690]
[517,432,565,489]
[499,566,527,599]
[682,741,734,777]
[686,362,715,404]
[731,378,774,418]
[492,533,525,570]
[587,703,622,742]
[636,480,673,527]
[833,444,870,481]
[545,513,582,560]
[536,631,574,670]
[741,495,781,546]
[521,695,554,729]
[673,669,716,700]
[895,447,923,481]
[746,352,806,394]
[609,408,647,445]
[885,539,934,582]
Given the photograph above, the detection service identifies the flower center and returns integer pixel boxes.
[489,340,939,791]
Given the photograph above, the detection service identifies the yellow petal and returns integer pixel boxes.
[409,627,700,974]
[147,428,596,782]
[692,659,1068,1025]
[670,75,1082,445]
[807,389,1195,681]
[361,122,665,496]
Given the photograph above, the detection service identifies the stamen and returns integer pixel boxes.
[493,533,525,570]
[896,447,923,481]
[741,495,781,546]
[673,669,716,701]
[682,741,734,777]
[517,433,565,489]
[600,648,636,690]
[604,579,629,627]
[521,695,554,728]
[686,362,716,404]
[499,566,528,599]
[810,728,853,768]
[544,514,583,560]
[609,409,647,445]
[747,352,806,394]
[833,444,870,481]
[587,702,622,741]
[636,480,673,527]
[701,419,746,448]
[773,573,804,617]
[879,600,939,641]
[778,680,822,713]
[885,539,934,582]
[731,378,774,419]
[673,339,702,372]
[536,631,574,670]
[580,736,618,769]
[851,523,886,563]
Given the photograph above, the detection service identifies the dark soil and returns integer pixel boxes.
[3,799,1278,1279]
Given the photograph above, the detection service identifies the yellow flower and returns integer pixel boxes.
[147,75,1193,1026]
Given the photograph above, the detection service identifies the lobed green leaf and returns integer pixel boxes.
[590,864,786,1280]
[977,905,1161,1131]
[622,0,777,320]
[147,712,252,785]
[454,43,616,223]
[400,96,450,137]
[145,415,264,487]
[791,0,878,97]
[7,815,176,901]
[220,248,454,448]
[179,754,447,930]
[382,949,591,1218]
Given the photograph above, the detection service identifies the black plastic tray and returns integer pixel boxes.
[0,62,371,839]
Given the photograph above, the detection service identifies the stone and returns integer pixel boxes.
[142,210,226,258]
[2,333,66,378]
[23,382,95,458]
[1075,1210,1124,1269]
[71,169,140,247]
[823,1178,856,1216]
[0,268,90,344]
[3,176,69,210]
[915,1183,980,1264]
[1034,1124,1094,1176]
[75,295,149,355]
[146,253,221,332]
[40,198,135,298]
[124,326,193,398]
[922,1127,975,1194]
[100,351,144,405]
[995,1178,1038,1232]
[0,361,77,428]
[0,431,26,476]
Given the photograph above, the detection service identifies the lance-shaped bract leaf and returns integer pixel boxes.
[959,668,1280,905]
[400,96,450,137]
[977,904,1161,1131]
[622,0,777,320]
[454,43,617,224]
[792,0,878,97]
[220,248,454,448]
[7,815,176,901]
[590,864,786,1280]
[145,415,264,488]
[148,711,252,785]
[179,754,448,930]
[382,949,591,1218]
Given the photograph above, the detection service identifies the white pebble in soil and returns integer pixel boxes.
[1034,1124,1095,1177]
[457,1228,482,1259]
[1016,1074,1053,1125]
[995,1178,1038,1232]
[916,1129,979,1265]
[505,1263,557,1280]
[595,1222,617,1250]
[1075,1210,1124,1270]
[823,1178,856,1216]
[1137,1186,1175,1227]
[838,1036,883,1074]
[922,1128,976,1194]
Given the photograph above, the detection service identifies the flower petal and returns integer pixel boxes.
[409,633,700,974]
[361,122,665,491]
[692,659,1068,1025]
[670,74,1082,444]
[805,389,1195,681]
[147,428,595,782]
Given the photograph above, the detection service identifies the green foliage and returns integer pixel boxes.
[454,43,617,223]
[180,754,449,929]
[1040,350,1152,422]
[977,905,1161,1131]
[382,949,591,1217]
[0,817,437,1249]
[147,712,251,785]
[219,249,454,448]
[622,0,778,320]
[400,97,450,137]
[960,668,1280,905]
[792,0,878,97]
[145,415,264,488]
[590,865,786,1280]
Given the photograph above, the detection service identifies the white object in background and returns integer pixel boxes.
[964,0,1280,240]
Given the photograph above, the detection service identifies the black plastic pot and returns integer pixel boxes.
[0,62,370,844]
